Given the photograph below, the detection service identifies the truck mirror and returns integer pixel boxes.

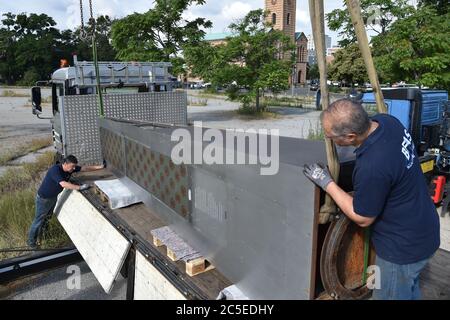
[31,86,42,115]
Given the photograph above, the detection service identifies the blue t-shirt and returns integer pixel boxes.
[38,164,81,199]
[353,114,440,265]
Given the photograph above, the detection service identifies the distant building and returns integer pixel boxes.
[203,32,233,46]
[308,49,317,65]
[325,35,332,50]
[265,0,308,85]
[306,33,332,66]
[326,46,341,64]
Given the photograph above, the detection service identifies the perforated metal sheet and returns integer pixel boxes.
[59,91,187,164]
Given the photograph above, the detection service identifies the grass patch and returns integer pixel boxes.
[0,151,68,260]
[262,95,315,108]
[236,105,279,119]
[0,151,55,194]
[307,121,325,140]
[0,90,30,97]
[0,137,53,165]
[188,98,208,107]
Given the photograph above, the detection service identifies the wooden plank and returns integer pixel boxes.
[421,249,450,300]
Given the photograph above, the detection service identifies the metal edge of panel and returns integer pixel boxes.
[59,97,67,157]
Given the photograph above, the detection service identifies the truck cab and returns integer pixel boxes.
[30,57,186,165]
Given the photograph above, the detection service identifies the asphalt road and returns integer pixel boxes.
[7,261,127,300]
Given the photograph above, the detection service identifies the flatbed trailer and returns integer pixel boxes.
[68,169,233,300]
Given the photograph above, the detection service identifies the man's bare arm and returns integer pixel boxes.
[80,164,104,172]
[326,182,376,228]
[60,181,82,190]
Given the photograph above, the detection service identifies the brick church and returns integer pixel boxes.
[265,0,308,85]
[201,1,309,85]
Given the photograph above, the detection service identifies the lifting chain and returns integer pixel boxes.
[79,0,95,40]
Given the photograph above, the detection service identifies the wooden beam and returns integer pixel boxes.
[309,0,339,222]
[346,0,386,114]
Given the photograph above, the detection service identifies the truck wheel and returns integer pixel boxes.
[320,215,376,300]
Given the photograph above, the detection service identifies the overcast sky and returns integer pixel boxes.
[0,0,346,46]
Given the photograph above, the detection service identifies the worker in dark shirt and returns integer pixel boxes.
[27,155,104,248]
[303,98,440,300]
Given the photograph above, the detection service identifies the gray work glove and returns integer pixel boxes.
[303,163,334,191]
[79,184,90,191]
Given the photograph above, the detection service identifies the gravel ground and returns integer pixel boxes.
[0,87,53,160]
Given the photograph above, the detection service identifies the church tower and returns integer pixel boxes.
[265,0,296,41]
[265,0,307,85]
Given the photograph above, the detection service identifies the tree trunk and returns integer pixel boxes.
[255,88,260,112]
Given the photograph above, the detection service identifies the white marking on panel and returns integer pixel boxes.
[55,190,131,293]
[134,251,186,300]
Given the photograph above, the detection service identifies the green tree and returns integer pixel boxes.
[184,9,294,111]
[328,44,368,86]
[111,0,212,76]
[0,12,63,84]
[418,0,449,14]
[73,15,117,61]
[307,63,319,80]
[372,6,450,90]
[326,0,415,47]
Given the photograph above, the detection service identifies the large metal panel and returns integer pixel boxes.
[99,118,327,299]
[59,91,187,164]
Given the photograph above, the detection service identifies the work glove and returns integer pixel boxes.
[303,163,334,191]
[79,184,90,191]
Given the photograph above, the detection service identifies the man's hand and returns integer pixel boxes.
[303,163,334,191]
[79,184,90,191]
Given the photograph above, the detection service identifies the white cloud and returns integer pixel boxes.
[0,0,347,44]
[221,2,252,21]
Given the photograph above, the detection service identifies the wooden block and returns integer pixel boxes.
[153,236,164,247]
[167,248,178,262]
[186,258,215,276]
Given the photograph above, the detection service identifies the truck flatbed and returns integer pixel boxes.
[74,169,233,300]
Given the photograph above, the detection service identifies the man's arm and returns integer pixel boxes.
[303,163,376,228]
[80,164,104,172]
[325,182,376,227]
[60,181,83,190]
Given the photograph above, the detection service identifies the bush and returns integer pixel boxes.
[17,70,40,87]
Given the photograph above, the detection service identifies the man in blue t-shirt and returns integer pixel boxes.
[27,155,105,248]
[303,98,440,300]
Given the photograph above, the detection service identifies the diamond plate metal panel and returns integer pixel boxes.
[60,92,187,164]
[99,128,125,173]
[125,138,190,219]
[62,95,102,165]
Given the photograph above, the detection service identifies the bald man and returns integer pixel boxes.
[303,98,440,300]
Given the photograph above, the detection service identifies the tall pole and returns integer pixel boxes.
[309,0,339,223]
[346,0,386,114]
